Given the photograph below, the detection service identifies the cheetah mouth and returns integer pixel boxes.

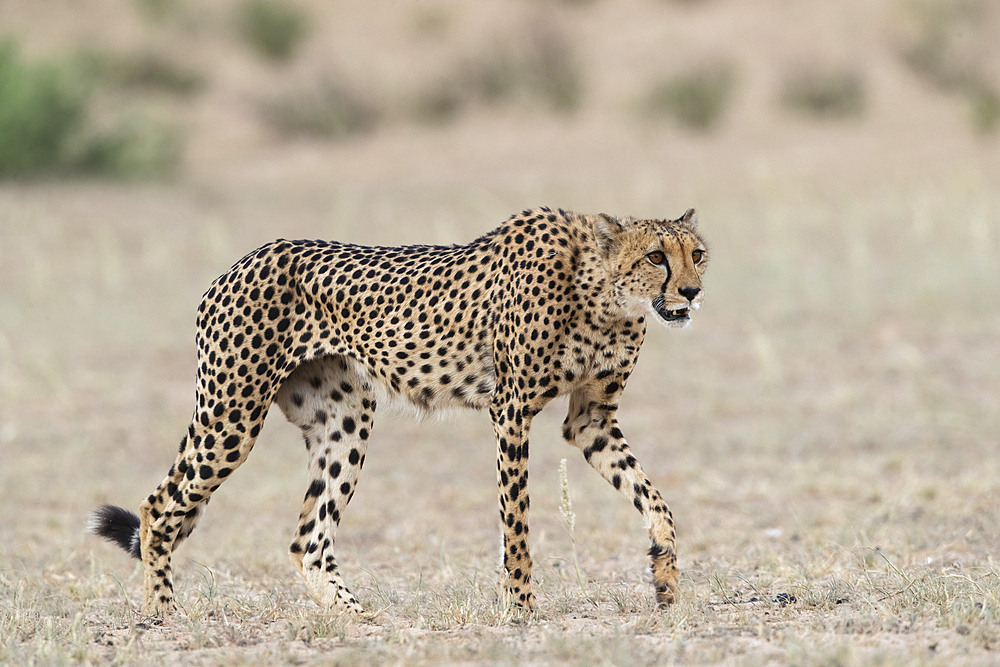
[653,301,691,322]
[658,307,690,321]
[650,297,692,327]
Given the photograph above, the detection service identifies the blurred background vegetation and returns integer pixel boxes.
[0,0,997,180]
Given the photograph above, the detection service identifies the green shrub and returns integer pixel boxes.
[781,68,866,120]
[0,40,180,178]
[0,40,87,176]
[74,119,179,179]
[237,0,307,62]
[410,24,583,125]
[643,64,735,132]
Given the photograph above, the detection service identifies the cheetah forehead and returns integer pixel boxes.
[618,217,704,253]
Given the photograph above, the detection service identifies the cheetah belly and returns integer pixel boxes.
[347,333,497,414]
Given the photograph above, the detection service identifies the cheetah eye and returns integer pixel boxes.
[692,249,704,265]
[647,251,665,265]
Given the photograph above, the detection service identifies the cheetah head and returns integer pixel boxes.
[592,209,708,329]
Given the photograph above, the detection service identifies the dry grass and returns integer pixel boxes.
[2,182,997,666]
[2,1,1000,665]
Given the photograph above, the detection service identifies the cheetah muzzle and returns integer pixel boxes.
[89,206,708,616]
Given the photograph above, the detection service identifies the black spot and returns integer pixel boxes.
[584,436,608,461]
[199,465,213,480]
[329,462,341,478]
[342,417,356,434]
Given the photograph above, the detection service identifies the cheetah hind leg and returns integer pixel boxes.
[275,355,375,613]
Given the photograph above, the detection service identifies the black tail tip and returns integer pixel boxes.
[88,504,141,559]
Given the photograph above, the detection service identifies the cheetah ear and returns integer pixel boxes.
[593,213,626,256]
[677,208,698,229]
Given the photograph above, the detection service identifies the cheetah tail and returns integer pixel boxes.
[88,504,141,560]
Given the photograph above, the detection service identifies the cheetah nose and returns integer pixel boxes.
[678,286,701,302]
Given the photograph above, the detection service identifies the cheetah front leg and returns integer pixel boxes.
[563,385,679,606]
[490,400,537,610]
[275,356,374,613]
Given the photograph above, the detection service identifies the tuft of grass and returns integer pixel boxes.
[411,22,583,125]
[642,63,735,132]
[260,79,381,138]
[236,0,308,62]
[969,84,1000,134]
[781,67,866,120]
[412,81,464,126]
[900,0,1000,134]
[136,0,184,23]
[900,0,982,93]
[521,24,582,112]
[459,49,520,108]
[82,49,204,96]
[410,6,451,39]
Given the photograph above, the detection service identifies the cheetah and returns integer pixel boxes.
[90,207,708,616]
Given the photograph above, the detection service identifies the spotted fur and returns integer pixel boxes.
[89,207,708,615]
